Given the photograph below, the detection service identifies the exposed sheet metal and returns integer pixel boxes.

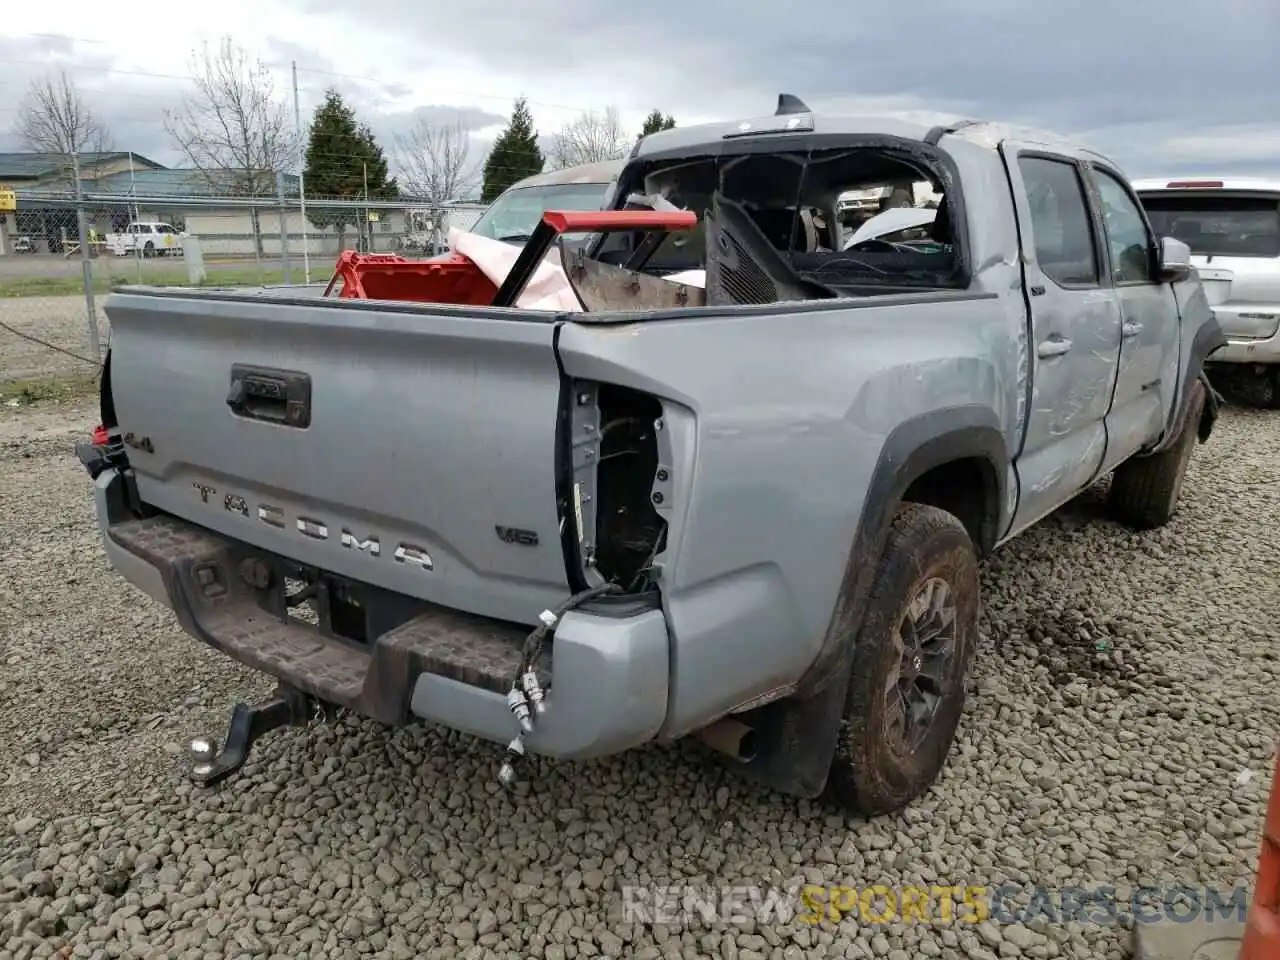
[562,246,706,312]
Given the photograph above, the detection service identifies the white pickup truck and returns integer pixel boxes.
[106,221,185,258]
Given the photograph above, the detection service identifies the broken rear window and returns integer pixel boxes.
[594,147,960,291]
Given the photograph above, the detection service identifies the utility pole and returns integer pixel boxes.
[362,162,369,253]
[128,151,142,282]
[71,150,101,362]
[292,61,311,283]
[276,170,292,285]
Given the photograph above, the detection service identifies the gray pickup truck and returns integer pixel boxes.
[77,97,1223,816]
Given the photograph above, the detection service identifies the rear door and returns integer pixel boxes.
[1085,164,1181,467]
[1000,146,1124,533]
[1137,184,1280,343]
[105,290,571,625]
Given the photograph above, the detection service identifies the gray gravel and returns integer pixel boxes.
[1,388,1277,960]
[0,295,107,385]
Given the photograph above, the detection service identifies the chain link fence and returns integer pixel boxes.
[4,189,486,277]
[0,186,487,396]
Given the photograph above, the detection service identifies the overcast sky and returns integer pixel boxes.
[1,0,1277,185]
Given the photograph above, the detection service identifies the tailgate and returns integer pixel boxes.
[104,289,570,625]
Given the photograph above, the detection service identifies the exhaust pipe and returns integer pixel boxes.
[694,718,758,763]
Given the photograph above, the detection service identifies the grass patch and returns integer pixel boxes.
[0,371,101,409]
[0,267,301,299]
[0,276,116,299]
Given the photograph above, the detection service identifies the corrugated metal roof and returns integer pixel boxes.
[0,151,165,180]
[15,168,303,201]
[88,168,302,197]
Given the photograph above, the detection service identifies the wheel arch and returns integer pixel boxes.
[725,404,1009,800]
[807,403,1008,688]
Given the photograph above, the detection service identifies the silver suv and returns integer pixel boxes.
[471,160,625,245]
[1134,177,1280,407]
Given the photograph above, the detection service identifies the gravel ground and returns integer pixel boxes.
[0,295,107,385]
[1,391,1277,960]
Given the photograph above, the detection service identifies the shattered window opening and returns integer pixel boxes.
[594,146,961,293]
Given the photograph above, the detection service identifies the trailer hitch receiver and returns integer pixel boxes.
[188,684,321,786]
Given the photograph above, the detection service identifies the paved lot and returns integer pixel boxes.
[0,294,1277,958]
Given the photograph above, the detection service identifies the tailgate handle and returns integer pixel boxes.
[227,364,312,428]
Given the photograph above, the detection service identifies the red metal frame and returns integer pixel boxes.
[323,249,498,305]
[321,209,698,306]
[540,209,698,234]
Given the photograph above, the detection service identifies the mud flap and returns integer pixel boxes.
[724,665,853,800]
[1197,370,1222,443]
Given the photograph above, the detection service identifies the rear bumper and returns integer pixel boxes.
[1210,332,1280,364]
[1208,307,1280,364]
[90,468,670,760]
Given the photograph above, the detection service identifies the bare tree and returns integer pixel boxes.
[164,37,298,260]
[395,119,476,204]
[394,118,477,253]
[16,69,112,183]
[549,106,629,170]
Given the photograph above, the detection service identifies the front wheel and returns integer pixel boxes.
[825,503,979,817]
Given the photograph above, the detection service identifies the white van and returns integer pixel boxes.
[106,221,185,258]
[1133,177,1280,407]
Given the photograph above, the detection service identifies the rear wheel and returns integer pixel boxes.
[1107,379,1206,530]
[825,503,979,817]
[1211,364,1280,409]
[1255,367,1280,410]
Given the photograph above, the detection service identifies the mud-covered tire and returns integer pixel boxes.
[825,503,979,818]
[1107,380,1206,530]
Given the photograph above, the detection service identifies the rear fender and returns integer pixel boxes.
[1154,276,1226,454]
[731,406,1008,799]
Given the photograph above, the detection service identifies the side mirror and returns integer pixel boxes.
[1157,235,1192,280]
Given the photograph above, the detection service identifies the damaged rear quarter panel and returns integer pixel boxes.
[556,285,1022,738]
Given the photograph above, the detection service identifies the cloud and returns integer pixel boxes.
[294,0,1280,177]
[373,104,509,143]
[0,33,184,163]
[2,0,1276,181]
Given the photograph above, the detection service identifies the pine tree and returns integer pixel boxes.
[303,88,398,242]
[481,97,545,203]
[639,110,676,139]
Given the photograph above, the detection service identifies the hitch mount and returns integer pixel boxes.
[188,684,324,786]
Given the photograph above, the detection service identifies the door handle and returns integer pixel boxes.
[227,364,312,428]
[1037,337,1073,359]
[1122,321,1143,339]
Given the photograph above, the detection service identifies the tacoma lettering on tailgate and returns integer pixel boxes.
[190,481,434,570]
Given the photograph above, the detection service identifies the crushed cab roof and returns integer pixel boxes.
[631,107,1121,171]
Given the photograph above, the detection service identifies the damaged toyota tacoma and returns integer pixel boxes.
[77,96,1224,816]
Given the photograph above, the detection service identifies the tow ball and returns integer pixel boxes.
[187,684,331,786]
